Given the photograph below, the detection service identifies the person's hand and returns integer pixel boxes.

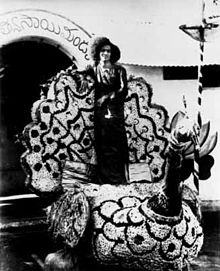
[96,95,108,107]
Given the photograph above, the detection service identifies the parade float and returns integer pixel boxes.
[16,1,220,270]
[18,61,217,271]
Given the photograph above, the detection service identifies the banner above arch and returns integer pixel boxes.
[0,9,92,69]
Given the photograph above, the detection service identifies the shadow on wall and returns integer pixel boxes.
[0,40,72,196]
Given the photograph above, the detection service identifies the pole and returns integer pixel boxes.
[193,0,206,192]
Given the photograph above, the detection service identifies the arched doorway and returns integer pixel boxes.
[0,9,92,197]
[0,39,73,196]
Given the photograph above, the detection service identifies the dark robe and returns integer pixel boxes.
[93,64,129,184]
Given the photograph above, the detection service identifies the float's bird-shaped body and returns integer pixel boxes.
[19,67,217,271]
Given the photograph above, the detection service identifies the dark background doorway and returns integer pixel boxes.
[0,40,72,196]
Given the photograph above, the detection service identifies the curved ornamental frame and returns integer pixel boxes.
[125,76,170,182]
[20,66,170,195]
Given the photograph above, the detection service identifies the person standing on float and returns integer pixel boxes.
[88,36,129,184]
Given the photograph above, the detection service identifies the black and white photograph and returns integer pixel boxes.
[0,0,220,270]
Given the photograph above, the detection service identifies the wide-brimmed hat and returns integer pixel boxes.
[89,36,121,63]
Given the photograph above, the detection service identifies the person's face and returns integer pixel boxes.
[99,45,111,62]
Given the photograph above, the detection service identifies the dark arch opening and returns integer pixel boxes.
[0,40,73,196]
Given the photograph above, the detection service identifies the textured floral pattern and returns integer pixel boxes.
[48,180,203,271]
[85,186,203,271]
[20,68,96,194]
[125,77,170,182]
[20,67,206,270]
[20,68,170,195]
